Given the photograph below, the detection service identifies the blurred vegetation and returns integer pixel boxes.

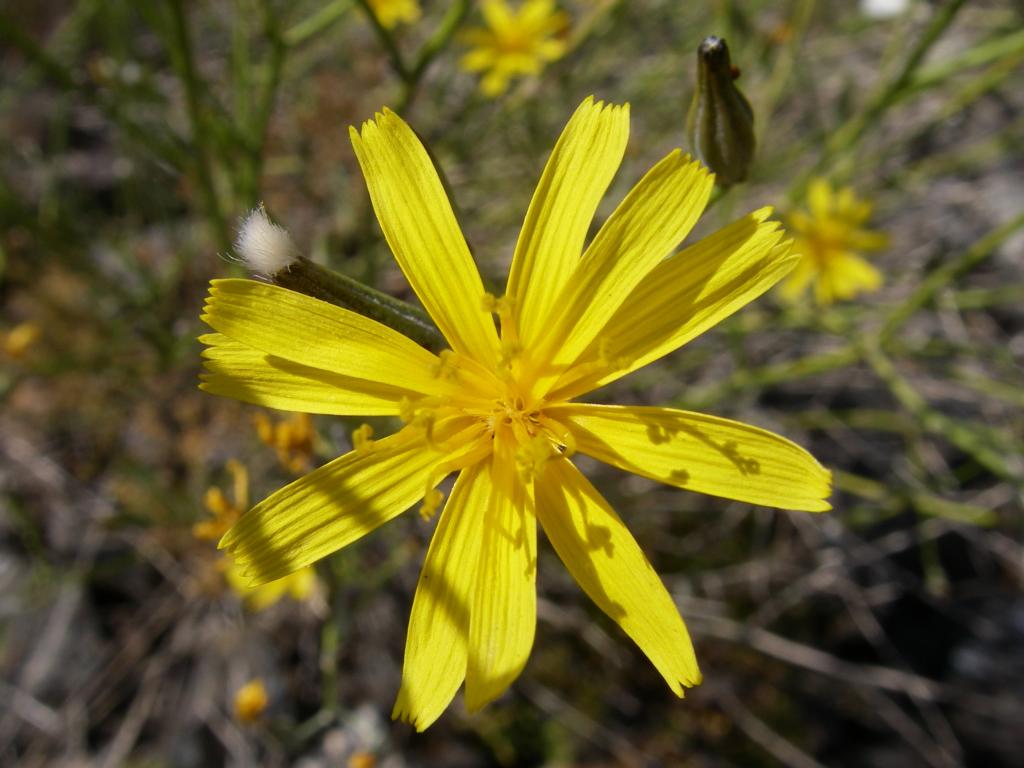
[1,0,1022,766]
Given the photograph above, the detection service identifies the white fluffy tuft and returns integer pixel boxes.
[235,206,298,275]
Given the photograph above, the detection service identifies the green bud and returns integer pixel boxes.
[273,258,447,354]
[235,206,446,353]
[686,36,756,187]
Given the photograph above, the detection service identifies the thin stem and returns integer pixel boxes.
[352,0,411,80]
[166,0,229,249]
[284,0,353,47]
[861,341,1023,486]
[880,211,1024,343]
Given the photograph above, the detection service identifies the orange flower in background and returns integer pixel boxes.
[233,678,269,723]
[254,411,316,474]
[200,97,831,729]
[1,322,41,361]
[194,459,248,541]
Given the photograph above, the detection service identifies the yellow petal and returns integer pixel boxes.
[506,98,629,348]
[465,435,537,711]
[532,152,713,392]
[778,254,817,303]
[394,462,488,731]
[349,111,500,366]
[549,209,795,400]
[201,279,446,398]
[536,457,700,694]
[482,0,512,28]
[828,252,884,300]
[200,333,421,415]
[220,429,449,583]
[550,403,832,511]
[807,178,834,218]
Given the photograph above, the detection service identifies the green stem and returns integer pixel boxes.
[166,0,229,249]
[905,26,1024,95]
[242,0,288,206]
[880,211,1024,343]
[0,12,187,168]
[353,0,411,80]
[790,0,970,199]
[681,346,861,409]
[829,0,969,153]
[834,470,997,525]
[399,0,470,112]
[861,341,1023,486]
[273,258,447,353]
[284,0,353,47]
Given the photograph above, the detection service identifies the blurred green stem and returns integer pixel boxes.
[792,0,970,198]
[166,0,230,249]
[0,12,186,168]
[860,340,1023,486]
[834,470,997,525]
[880,211,1024,343]
[285,0,353,46]
[353,0,470,112]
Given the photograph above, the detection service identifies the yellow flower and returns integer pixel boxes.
[233,678,269,723]
[222,556,318,612]
[460,0,569,96]
[193,459,248,541]
[366,0,420,30]
[199,97,831,730]
[781,178,889,304]
[196,460,317,609]
[1,322,41,360]
[254,411,316,474]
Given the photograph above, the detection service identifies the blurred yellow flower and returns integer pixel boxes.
[196,460,318,610]
[222,556,317,612]
[200,97,831,729]
[233,678,269,723]
[254,411,315,474]
[348,752,377,768]
[193,459,248,541]
[367,0,420,30]
[1,322,41,360]
[781,178,888,304]
[460,0,569,96]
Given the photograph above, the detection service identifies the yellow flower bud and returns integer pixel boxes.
[233,678,269,723]
[686,36,756,187]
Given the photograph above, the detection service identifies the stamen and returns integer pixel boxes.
[431,349,460,380]
[352,423,375,452]
[484,292,522,353]
[539,414,576,458]
[419,431,493,520]
[419,487,445,521]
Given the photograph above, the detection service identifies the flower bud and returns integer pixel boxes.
[234,207,446,353]
[686,36,756,187]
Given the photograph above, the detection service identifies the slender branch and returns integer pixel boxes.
[166,0,229,248]
[880,211,1024,343]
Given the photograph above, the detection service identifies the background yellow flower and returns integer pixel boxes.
[233,678,269,723]
[781,178,889,304]
[460,0,569,96]
[366,0,420,30]
[222,556,318,612]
